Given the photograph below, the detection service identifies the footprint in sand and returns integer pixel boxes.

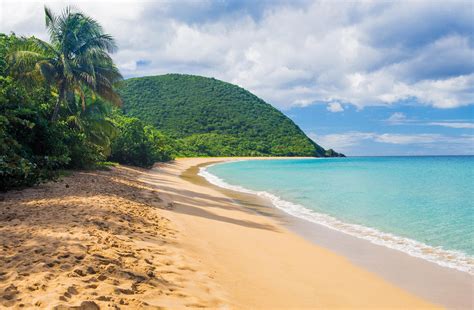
[2,284,19,301]
[73,269,86,277]
[67,286,79,295]
[144,258,153,265]
[85,284,98,289]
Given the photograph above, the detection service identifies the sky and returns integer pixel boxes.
[1,0,473,155]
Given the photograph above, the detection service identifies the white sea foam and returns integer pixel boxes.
[199,164,473,275]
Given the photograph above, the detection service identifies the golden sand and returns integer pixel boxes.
[0,158,439,308]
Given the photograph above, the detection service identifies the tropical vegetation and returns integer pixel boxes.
[0,7,172,190]
[1,6,343,191]
[120,74,341,157]
[109,113,174,167]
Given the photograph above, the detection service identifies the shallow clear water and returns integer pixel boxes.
[202,156,474,273]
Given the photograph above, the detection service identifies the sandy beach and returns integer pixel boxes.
[1,157,467,308]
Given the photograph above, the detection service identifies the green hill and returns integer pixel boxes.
[119,74,343,157]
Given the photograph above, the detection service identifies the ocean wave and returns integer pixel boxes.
[199,165,473,275]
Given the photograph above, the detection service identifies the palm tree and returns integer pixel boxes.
[66,93,119,156]
[8,6,122,120]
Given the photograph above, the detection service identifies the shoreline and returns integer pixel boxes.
[152,157,437,308]
[1,157,470,308]
[198,157,473,275]
[185,157,473,309]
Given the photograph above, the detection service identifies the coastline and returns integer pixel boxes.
[199,158,473,275]
[1,157,470,308]
[151,157,439,308]
[182,157,473,309]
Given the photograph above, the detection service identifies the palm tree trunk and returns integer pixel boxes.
[51,88,63,122]
[51,96,61,121]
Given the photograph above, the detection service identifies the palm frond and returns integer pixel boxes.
[13,6,124,119]
[31,37,59,57]
[73,33,117,55]
[44,6,55,27]
[77,71,97,90]
[7,37,57,80]
[35,60,57,82]
[44,6,62,45]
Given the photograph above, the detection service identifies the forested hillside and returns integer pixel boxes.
[120,74,341,157]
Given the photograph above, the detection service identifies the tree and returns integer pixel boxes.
[109,114,174,168]
[8,6,122,121]
[65,93,118,157]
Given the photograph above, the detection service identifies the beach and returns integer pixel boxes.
[1,157,470,308]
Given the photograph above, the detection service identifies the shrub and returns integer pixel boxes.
[109,114,174,168]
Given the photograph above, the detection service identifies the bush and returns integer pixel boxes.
[0,126,68,190]
[109,114,174,168]
[65,131,106,169]
[0,77,71,190]
[0,75,105,190]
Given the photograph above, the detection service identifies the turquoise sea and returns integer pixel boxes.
[201,156,474,273]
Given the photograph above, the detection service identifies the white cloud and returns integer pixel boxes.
[310,131,474,153]
[428,122,474,129]
[328,72,474,109]
[327,102,344,112]
[309,132,374,150]
[384,114,474,129]
[374,133,440,145]
[401,74,474,109]
[386,112,407,124]
[0,0,473,109]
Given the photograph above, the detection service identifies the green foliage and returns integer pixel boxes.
[0,34,9,75]
[0,8,173,191]
[63,129,107,169]
[8,6,122,121]
[0,75,70,190]
[0,69,110,190]
[63,94,119,158]
[119,74,328,157]
[1,6,345,191]
[109,113,174,168]
[324,149,345,157]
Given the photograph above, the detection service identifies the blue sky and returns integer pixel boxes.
[1,0,473,155]
[289,104,474,156]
